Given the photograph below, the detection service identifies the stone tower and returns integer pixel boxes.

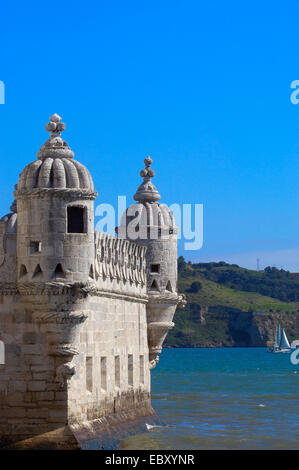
[118,156,186,369]
[0,117,183,449]
[16,113,97,285]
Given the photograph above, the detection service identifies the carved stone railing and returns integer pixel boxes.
[94,231,147,285]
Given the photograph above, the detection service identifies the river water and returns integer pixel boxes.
[119,348,299,449]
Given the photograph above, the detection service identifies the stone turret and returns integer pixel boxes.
[118,156,186,369]
[15,114,97,285]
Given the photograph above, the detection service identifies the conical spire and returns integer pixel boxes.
[37,114,74,160]
[133,156,161,203]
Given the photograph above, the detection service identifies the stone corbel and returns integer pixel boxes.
[34,310,88,384]
[55,362,76,388]
[147,321,174,369]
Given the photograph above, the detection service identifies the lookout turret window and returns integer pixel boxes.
[29,241,42,254]
[67,206,87,233]
[150,264,160,273]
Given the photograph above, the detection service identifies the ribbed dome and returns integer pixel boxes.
[117,156,177,236]
[17,114,94,191]
[18,157,94,190]
[119,202,175,230]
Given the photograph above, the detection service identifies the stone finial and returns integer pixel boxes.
[37,114,74,160]
[134,156,161,203]
[45,114,66,137]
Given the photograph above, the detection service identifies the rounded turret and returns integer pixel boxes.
[117,156,184,369]
[118,156,178,296]
[15,114,97,285]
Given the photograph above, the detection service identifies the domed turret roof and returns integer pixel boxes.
[117,156,176,235]
[119,201,175,230]
[18,114,94,191]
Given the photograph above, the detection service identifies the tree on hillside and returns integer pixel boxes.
[187,281,202,293]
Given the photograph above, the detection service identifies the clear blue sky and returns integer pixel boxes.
[1,0,299,270]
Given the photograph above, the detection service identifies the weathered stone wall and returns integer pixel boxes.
[0,293,64,447]
[68,293,150,424]
[0,279,151,447]
[16,194,95,283]
[0,202,181,447]
[0,227,151,447]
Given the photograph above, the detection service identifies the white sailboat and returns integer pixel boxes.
[268,322,291,353]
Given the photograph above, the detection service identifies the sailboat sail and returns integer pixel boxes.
[280,329,290,349]
[274,322,281,348]
[268,322,291,353]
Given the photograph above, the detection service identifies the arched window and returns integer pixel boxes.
[0,341,5,365]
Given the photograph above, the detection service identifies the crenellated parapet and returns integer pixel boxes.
[94,231,147,288]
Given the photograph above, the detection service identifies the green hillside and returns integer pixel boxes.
[165,258,299,347]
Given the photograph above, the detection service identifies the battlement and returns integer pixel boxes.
[94,231,147,297]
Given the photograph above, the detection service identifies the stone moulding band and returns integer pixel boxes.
[149,346,163,354]
[33,311,88,324]
[14,188,98,200]
[147,321,175,331]
[1,281,148,303]
[147,293,181,305]
[147,293,187,308]
[89,288,148,304]
[49,344,80,356]
[0,282,18,295]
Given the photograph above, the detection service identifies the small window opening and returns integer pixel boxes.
[19,264,28,278]
[67,206,86,234]
[128,354,133,387]
[101,357,107,391]
[0,341,5,365]
[150,264,160,273]
[52,263,66,279]
[115,356,120,388]
[32,264,43,279]
[29,241,42,254]
[139,355,144,384]
[150,279,160,292]
[166,280,173,292]
[86,356,93,392]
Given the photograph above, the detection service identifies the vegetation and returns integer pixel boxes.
[164,257,299,348]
